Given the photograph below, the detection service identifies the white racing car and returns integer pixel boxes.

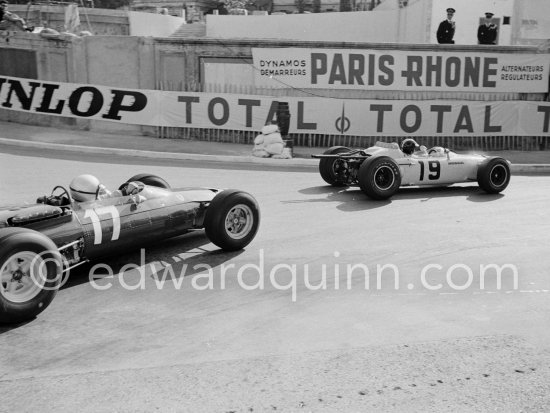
[312,139,511,200]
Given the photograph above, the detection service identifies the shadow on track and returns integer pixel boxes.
[395,185,505,203]
[284,186,390,211]
[61,230,244,290]
[291,184,505,211]
[0,319,34,334]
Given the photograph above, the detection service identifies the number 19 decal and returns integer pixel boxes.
[84,206,121,245]
[419,160,441,181]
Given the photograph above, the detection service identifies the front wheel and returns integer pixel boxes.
[0,228,63,323]
[204,190,260,251]
[319,146,352,186]
[358,156,402,200]
[477,157,511,194]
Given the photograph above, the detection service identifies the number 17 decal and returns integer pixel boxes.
[84,206,121,245]
[419,160,441,181]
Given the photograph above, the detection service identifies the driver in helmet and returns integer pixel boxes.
[69,174,144,202]
[401,138,428,157]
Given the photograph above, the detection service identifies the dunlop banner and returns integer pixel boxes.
[1,76,549,136]
[251,48,550,93]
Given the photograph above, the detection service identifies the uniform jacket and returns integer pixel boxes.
[437,20,455,44]
[478,23,497,44]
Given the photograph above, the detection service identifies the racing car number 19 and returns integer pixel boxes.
[313,141,511,200]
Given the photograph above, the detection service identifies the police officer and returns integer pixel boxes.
[478,12,498,45]
[437,7,456,44]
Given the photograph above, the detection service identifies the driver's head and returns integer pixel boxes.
[70,174,101,202]
[401,138,419,155]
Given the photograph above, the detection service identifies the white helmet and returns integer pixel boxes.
[70,174,100,202]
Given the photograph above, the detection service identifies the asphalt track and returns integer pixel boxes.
[1,148,550,412]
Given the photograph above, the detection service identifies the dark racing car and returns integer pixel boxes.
[0,173,260,323]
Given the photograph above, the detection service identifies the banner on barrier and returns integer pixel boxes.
[251,48,550,93]
[0,76,549,136]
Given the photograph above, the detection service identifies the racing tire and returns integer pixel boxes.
[358,156,402,200]
[204,190,260,251]
[0,228,63,324]
[477,157,511,194]
[319,146,352,186]
[121,173,170,189]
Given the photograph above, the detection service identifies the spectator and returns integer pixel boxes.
[478,12,498,45]
[0,0,34,32]
[436,7,456,44]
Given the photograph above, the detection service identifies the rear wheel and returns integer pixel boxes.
[0,228,63,323]
[319,146,352,186]
[358,156,401,200]
[477,157,511,194]
[204,190,260,251]
[120,173,170,190]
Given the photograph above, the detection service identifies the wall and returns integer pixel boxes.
[0,32,157,133]
[128,12,185,37]
[206,10,406,43]
[83,36,157,133]
[399,0,431,44]
[0,32,79,127]
[515,0,550,44]
[0,33,548,149]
